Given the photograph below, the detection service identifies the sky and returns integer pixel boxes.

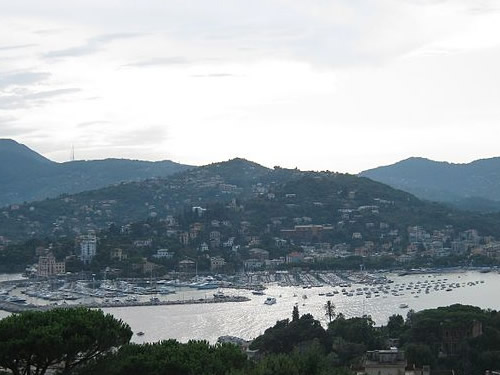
[1,0,500,173]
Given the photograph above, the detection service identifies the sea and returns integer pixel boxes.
[1,270,499,344]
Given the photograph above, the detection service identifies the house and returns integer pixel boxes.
[153,249,174,259]
[179,259,196,272]
[179,232,189,246]
[210,256,226,271]
[110,248,127,261]
[363,349,406,375]
[249,248,269,260]
[133,239,153,248]
[352,232,363,240]
[142,260,161,275]
[38,252,65,277]
[200,242,209,252]
[286,251,304,264]
[244,259,264,271]
[210,231,221,248]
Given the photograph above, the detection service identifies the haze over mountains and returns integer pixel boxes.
[360,157,500,212]
[0,139,192,207]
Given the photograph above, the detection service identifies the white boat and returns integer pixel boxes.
[399,303,409,308]
[252,290,265,295]
[264,297,276,305]
[213,291,226,299]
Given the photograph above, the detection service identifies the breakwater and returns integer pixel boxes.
[0,295,250,313]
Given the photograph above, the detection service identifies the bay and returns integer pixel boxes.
[1,271,498,344]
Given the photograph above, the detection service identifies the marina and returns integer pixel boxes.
[1,270,499,344]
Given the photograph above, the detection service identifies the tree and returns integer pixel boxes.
[386,314,404,336]
[324,300,336,323]
[79,340,247,375]
[0,308,132,375]
[292,304,300,322]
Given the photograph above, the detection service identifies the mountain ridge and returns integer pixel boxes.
[2,155,500,244]
[0,139,193,207]
[360,156,500,211]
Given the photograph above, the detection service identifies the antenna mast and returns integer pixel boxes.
[71,145,75,161]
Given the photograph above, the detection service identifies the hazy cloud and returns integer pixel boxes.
[0,115,17,125]
[113,125,169,146]
[191,73,236,78]
[0,88,81,109]
[124,57,190,67]
[26,88,81,99]
[0,43,37,51]
[0,120,39,136]
[44,32,143,58]
[77,120,111,128]
[0,71,51,89]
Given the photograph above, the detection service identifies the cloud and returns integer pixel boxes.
[112,125,169,147]
[0,88,81,109]
[124,57,190,67]
[191,73,236,78]
[0,43,38,51]
[44,32,143,58]
[0,71,51,89]
[26,88,81,99]
[0,118,39,136]
[77,120,110,128]
[0,115,17,125]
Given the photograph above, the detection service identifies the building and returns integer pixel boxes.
[249,248,269,260]
[38,252,65,277]
[286,251,304,264]
[179,232,189,246]
[110,248,126,261]
[440,320,482,357]
[210,256,226,271]
[79,232,97,265]
[244,259,264,271]
[364,349,407,375]
[280,225,334,242]
[178,259,196,273]
[153,249,174,259]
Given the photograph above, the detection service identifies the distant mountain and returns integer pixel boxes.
[360,157,500,212]
[2,157,500,242]
[0,139,192,207]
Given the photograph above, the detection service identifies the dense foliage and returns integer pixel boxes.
[1,304,500,374]
[0,308,132,375]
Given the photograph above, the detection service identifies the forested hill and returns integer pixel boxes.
[1,157,500,242]
[0,139,192,207]
[360,156,500,212]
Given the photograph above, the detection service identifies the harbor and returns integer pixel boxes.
[0,270,498,343]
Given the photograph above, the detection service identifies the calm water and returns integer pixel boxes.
[1,271,499,343]
[105,271,500,344]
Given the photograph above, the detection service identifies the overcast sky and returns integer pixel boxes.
[1,0,500,173]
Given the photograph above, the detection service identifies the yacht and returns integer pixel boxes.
[213,291,226,299]
[399,303,409,309]
[264,297,277,305]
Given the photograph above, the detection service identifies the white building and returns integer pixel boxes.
[79,232,97,264]
[153,249,174,259]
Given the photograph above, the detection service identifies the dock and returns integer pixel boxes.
[0,296,250,314]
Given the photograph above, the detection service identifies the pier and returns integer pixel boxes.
[0,295,250,314]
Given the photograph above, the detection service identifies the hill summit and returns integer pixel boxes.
[0,139,192,207]
[360,156,500,211]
